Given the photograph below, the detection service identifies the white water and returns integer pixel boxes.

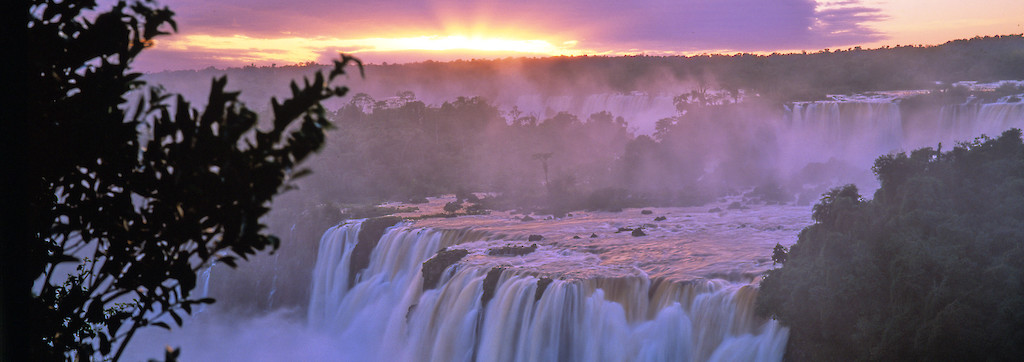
[309,205,797,361]
[785,99,1024,171]
[937,102,1024,143]
[785,101,903,171]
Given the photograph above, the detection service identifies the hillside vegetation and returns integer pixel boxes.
[758,129,1024,360]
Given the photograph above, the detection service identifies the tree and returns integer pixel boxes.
[443,201,463,214]
[0,0,361,360]
[532,152,554,186]
[758,130,1024,361]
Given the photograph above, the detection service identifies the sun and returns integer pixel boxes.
[155,33,589,67]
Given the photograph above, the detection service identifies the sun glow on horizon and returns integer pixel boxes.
[154,33,591,66]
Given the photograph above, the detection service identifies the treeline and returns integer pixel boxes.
[296,94,635,212]
[282,93,826,216]
[386,34,1024,100]
[146,34,1024,105]
[757,129,1024,360]
[217,92,835,313]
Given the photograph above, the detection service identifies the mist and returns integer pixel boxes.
[128,35,1024,360]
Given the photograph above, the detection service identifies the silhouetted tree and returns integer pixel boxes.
[532,152,554,187]
[1,1,360,360]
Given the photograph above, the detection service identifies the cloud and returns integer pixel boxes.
[138,0,886,70]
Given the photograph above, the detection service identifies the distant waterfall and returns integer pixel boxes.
[308,220,788,362]
[784,99,1024,167]
[940,102,1024,141]
[785,101,903,167]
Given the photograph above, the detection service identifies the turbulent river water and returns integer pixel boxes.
[126,199,812,361]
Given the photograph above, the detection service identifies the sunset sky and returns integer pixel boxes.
[133,0,1024,72]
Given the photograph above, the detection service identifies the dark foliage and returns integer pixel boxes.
[149,35,1024,105]
[137,35,1024,217]
[443,201,463,214]
[1,1,359,360]
[758,129,1024,361]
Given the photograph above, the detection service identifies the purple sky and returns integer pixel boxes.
[131,0,1022,71]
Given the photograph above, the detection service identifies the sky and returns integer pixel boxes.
[132,0,1024,72]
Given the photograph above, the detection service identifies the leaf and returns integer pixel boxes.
[169,310,182,326]
[219,256,237,268]
[166,346,181,361]
[99,332,111,355]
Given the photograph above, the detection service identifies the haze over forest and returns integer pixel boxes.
[133,31,1024,358]
[11,0,1024,359]
[142,35,1024,328]
[144,35,1024,211]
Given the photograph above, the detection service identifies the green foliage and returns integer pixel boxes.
[4,0,360,360]
[443,201,463,214]
[758,129,1024,361]
[770,244,788,265]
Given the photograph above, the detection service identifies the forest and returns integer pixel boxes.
[143,34,1024,219]
[7,0,1024,357]
[757,129,1024,360]
[147,34,1024,105]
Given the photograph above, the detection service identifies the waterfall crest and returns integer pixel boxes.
[308,220,788,361]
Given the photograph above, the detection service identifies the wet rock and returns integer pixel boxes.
[520,215,535,222]
[487,243,538,256]
[616,227,633,233]
[572,235,581,239]
[528,234,544,241]
[631,228,647,237]
[481,267,505,307]
[421,248,470,290]
[408,196,429,204]
[708,207,722,213]
[349,216,402,288]
[654,216,667,221]
[535,277,553,301]
[590,233,599,238]
[641,209,653,215]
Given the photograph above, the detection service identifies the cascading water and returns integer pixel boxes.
[785,101,904,168]
[785,97,1024,167]
[308,211,792,362]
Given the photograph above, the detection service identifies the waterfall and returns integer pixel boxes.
[308,220,788,362]
[967,102,1024,139]
[785,101,903,167]
[786,99,1024,166]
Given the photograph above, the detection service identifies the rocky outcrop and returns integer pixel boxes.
[348,216,402,288]
[421,248,470,290]
[535,277,553,301]
[487,243,538,256]
[481,267,505,307]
